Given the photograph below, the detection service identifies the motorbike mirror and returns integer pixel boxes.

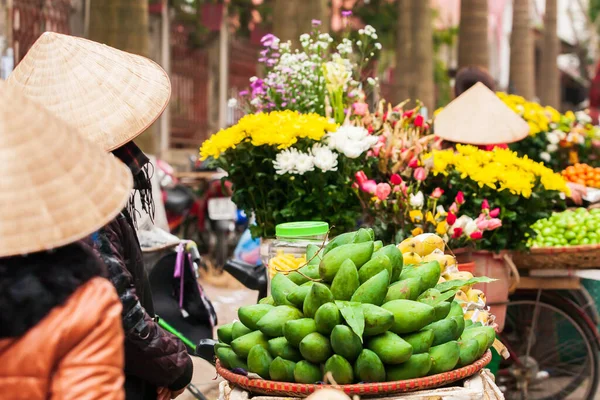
[196,338,217,364]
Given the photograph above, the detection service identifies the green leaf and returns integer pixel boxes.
[417,289,458,306]
[335,301,365,342]
[435,277,497,293]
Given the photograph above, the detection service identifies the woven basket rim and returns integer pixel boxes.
[519,243,600,255]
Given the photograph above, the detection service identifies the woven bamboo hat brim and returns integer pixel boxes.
[434,82,530,145]
[7,32,171,151]
[0,80,133,257]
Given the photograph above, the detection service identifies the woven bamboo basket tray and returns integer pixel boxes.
[513,244,600,269]
[216,350,492,397]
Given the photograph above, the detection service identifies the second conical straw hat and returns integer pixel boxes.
[434,82,530,145]
[7,32,171,151]
[0,80,133,257]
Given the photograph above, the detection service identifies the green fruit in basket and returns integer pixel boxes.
[460,330,489,358]
[386,353,432,381]
[267,337,302,361]
[382,299,436,334]
[287,282,314,308]
[451,315,466,340]
[271,273,298,306]
[294,360,323,384]
[330,325,362,361]
[429,341,460,374]
[231,330,269,358]
[323,231,358,255]
[399,261,441,294]
[231,321,252,340]
[214,342,231,352]
[315,303,341,335]
[354,349,386,382]
[421,317,458,346]
[269,357,296,382]
[217,323,234,344]
[304,283,334,318]
[373,245,403,282]
[464,319,474,329]
[447,300,464,318]
[330,259,360,301]
[354,228,375,243]
[384,278,422,302]
[324,355,354,384]
[257,305,303,337]
[283,318,317,347]
[299,332,332,363]
[351,269,389,305]
[402,330,434,354]
[362,304,394,336]
[366,331,412,364]
[248,344,273,379]
[306,244,323,266]
[238,304,274,331]
[358,255,392,285]
[288,264,320,285]
[457,339,480,367]
[431,302,451,321]
[320,241,374,282]
[216,347,248,370]
[373,240,384,252]
[259,296,275,305]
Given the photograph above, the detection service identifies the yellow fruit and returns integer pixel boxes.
[402,252,423,266]
[445,271,473,281]
[423,253,457,271]
[398,238,424,255]
[466,289,486,305]
[464,309,489,324]
[413,233,445,256]
[455,290,468,303]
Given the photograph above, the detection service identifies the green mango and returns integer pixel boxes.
[358,255,393,285]
[294,360,322,384]
[429,341,460,374]
[230,330,269,358]
[431,302,451,321]
[461,326,496,356]
[217,323,234,344]
[399,261,441,293]
[362,304,394,336]
[354,228,375,243]
[373,240,384,252]
[269,357,296,382]
[382,299,436,334]
[283,318,317,347]
[464,319,474,329]
[247,345,273,379]
[330,259,360,301]
[319,241,374,282]
[457,339,480,367]
[451,315,465,339]
[384,278,422,302]
[259,296,275,305]
[323,232,358,255]
[238,304,274,330]
[447,301,464,318]
[386,353,432,381]
[366,331,412,364]
[216,347,248,370]
[299,332,332,364]
[231,321,252,340]
[330,325,362,361]
[402,330,434,354]
[374,245,403,282]
[303,283,334,318]
[267,337,302,361]
[306,244,323,266]
[257,305,303,337]
[422,317,459,346]
[351,269,389,305]
[287,282,314,308]
[354,349,386,382]
[214,342,231,353]
[460,331,489,358]
[271,273,298,306]
[324,355,354,384]
[288,264,320,285]
[315,303,341,335]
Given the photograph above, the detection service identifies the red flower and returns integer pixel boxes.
[367,125,374,134]
[383,112,388,122]
[446,212,457,225]
[408,157,419,168]
[489,207,500,218]
[452,227,463,239]
[470,231,483,240]
[414,114,424,127]
[355,171,368,185]
[481,199,490,210]
[403,110,414,119]
[413,167,427,182]
[390,173,403,185]
[431,187,444,199]
[456,191,465,205]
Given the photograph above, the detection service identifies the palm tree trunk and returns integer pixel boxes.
[273,0,298,44]
[458,0,489,69]
[394,0,413,103]
[509,0,535,99]
[274,0,328,46]
[540,0,560,108]
[411,0,434,112]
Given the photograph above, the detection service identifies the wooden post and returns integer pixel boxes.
[218,4,229,129]
[540,0,560,108]
[510,0,535,99]
[159,0,170,156]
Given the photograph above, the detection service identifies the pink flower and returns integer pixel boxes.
[351,182,359,189]
[481,199,490,210]
[361,180,377,194]
[353,102,369,116]
[400,182,408,195]
[476,219,489,231]
[470,231,483,240]
[390,174,403,185]
[355,171,368,185]
[408,157,419,168]
[393,186,401,193]
[414,114,424,127]
[452,227,463,239]
[431,187,444,199]
[403,110,414,119]
[446,212,457,225]
[487,218,503,230]
[456,191,465,205]
[375,183,392,201]
[449,202,458,214]
[413,167,427,182]
[489,208,500,218]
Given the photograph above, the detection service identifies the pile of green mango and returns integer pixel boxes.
[215,228,495,384]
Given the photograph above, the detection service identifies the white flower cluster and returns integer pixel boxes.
[327,125,378,159]
[273,144,339,175]
[323,54,353,92]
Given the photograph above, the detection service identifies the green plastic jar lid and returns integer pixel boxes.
[276,221,329,237]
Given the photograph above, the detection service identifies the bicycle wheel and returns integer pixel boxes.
[499,293,600,400]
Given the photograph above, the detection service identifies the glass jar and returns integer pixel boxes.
[267,221,329,280]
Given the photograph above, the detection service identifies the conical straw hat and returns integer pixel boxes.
[434,82,530,145]
[0,80,133,257]
[7,32,171,151]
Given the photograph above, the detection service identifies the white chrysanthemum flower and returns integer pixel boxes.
[326,125,378,159]
[311,144,338,172]
[540,152,551,162]
[273,148,300,175]
[547,143,558,153]
[409,191,425,208]
[295,152,315,175]
[227,98,238,108]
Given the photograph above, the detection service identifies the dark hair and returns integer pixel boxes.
[0,241,105,338]
[454,66,496,97]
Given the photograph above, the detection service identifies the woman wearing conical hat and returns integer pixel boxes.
[8,32,195,400]
[0,81,133,399]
